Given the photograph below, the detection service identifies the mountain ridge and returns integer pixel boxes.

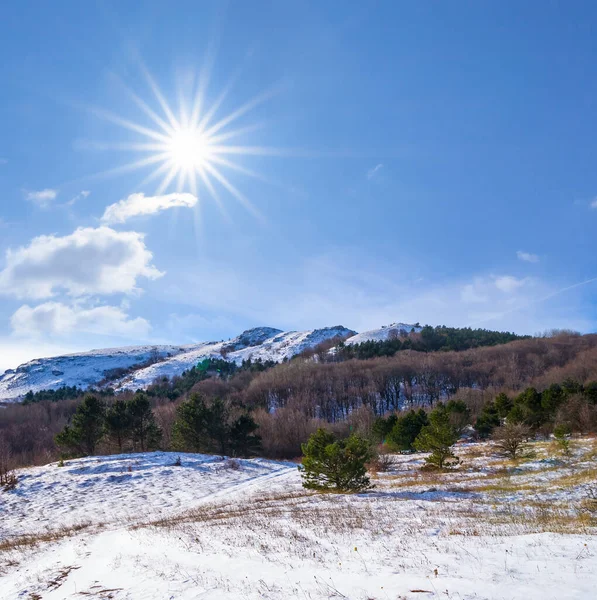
[0,323,422,402]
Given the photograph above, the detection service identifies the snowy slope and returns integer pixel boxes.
[0,345,198,402]
[0,325,355,401]
[113,326,354,391]
[2,442,596,599]
[344,321,422,345]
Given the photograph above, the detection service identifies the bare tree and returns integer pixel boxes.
[491,422,532,459]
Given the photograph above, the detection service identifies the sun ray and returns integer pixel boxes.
[85,66,283,220]
[88,106,171,144]
[156,164,180,195]
[208,122,266,145]
[139,63,179,131]
[197,166,230,221]
[209,155,267,182]
[202,84,283,139]
[135,160,173,190]
[84,152,172,182]
[202,162,263,221]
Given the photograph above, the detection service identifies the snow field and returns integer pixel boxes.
[1,439,596,599]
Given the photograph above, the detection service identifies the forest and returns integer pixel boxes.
[1,328,597,468]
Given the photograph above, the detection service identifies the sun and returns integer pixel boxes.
[86,65,283,217]
[167,127,211,170]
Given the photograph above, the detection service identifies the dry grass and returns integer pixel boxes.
[0,521,92,554]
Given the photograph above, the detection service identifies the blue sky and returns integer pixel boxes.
[1,1,596,371]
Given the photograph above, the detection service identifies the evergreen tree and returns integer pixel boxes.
[584,381,597,405]
[445,399,471,434]
[300,428,373,493]
[510,388,543,428]
[55,394,106,456]
[386,409,428,451]
[207,398,230,454]
[128,393,161,452]
[372,414,398,444]
[414,405,459,469]
[172,394,213,452]
[105,399,132,453]
[475,401,501,438]
[494,393,513,419]
[229,414,262,457]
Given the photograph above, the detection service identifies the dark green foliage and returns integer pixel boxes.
[475,402,501,438]
[583,381,597,405]
[513,388,543,428]
[414,404,459,469]
[371,414,398,444]
[445,399,471,434]
[127,393,162,452]
[386,409,429,451]
[229,414,262,457]
[300,428,373,493]
[104,400,132,452]
[494,393,513,419]
[337,325,527,360]
[55,395,106,456]
[206,398,230,454]
[172,394,260,456]
[145,357,277,400]
[172,394,211,452]
[541,384,566,418]
[23,386,114,405]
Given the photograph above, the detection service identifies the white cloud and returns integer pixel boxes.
[367,163,384,180]
[101,192,197,224]
[66,190,91,206]
[461,281,488,304]
[494,275,527,293]
[25,188,58,207]
[0,226,163,299]
[590,198,597,209]
[517,250,539,263]
[162,250,595,336]
[11,302,151,338]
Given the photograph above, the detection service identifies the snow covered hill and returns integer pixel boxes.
[344,321,422,345]
[2,442,596,599]
[0,325,355,402]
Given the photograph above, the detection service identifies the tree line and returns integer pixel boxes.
[54,392,261,459]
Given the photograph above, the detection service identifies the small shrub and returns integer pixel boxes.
[491,422,532,459]
[369,451,395,473]
[1,470,18,491]
[553,424,572,458]
[223,458,241,470]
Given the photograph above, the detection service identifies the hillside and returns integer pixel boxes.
[0,325,356,402]
[1,442,596,599]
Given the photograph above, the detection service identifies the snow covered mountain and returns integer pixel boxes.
[0,325,355,402]
[344,322,422,345]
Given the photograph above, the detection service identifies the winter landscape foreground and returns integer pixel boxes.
[1,439,596,600]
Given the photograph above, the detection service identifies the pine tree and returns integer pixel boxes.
[475,401,501,438]
[372,414,398,444]
[105,400,132,453]
[172,394,211,452]
[386,409,428,451]
[55,394,106,456]
[207,398,230,455]
[414,405,459,469]
[300,428,373,493]
[128,393,161,452]
[229,414,261,457]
